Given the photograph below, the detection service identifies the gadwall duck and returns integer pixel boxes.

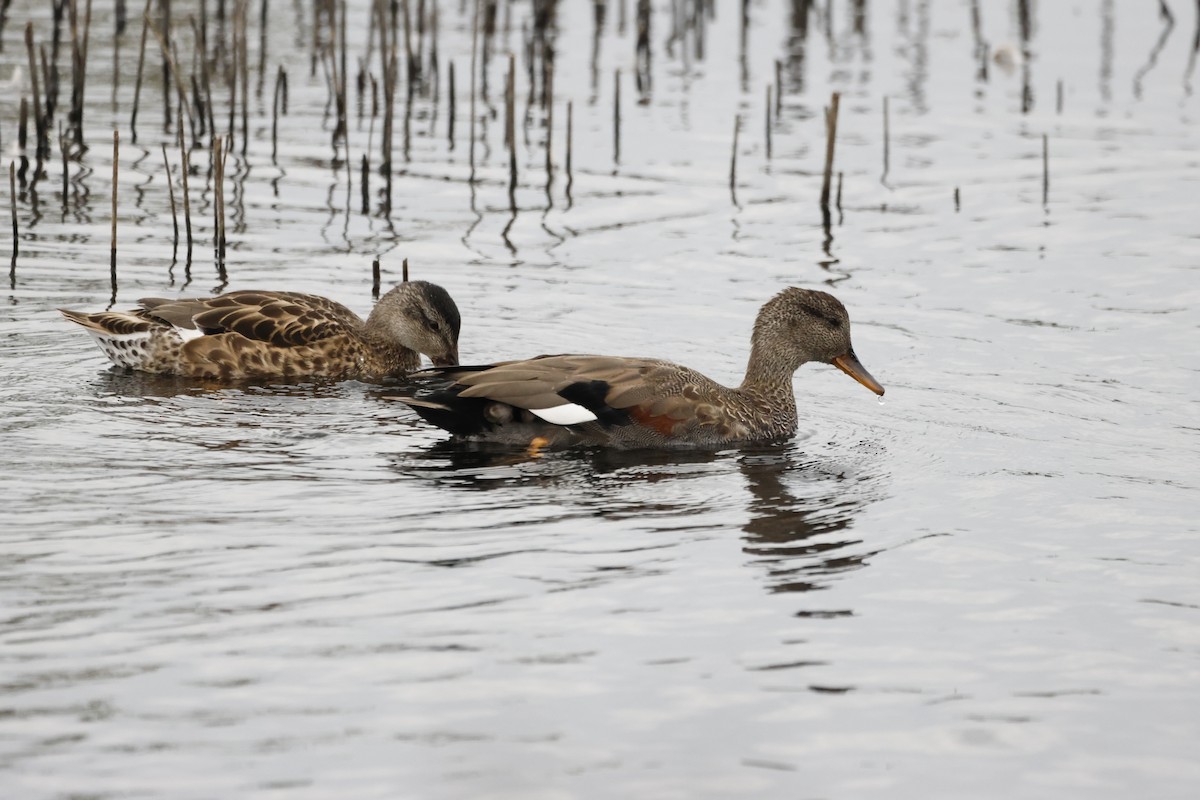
[61,281,460,381]
[391,287,883,449]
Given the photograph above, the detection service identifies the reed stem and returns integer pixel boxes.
[214,135,226,270]
[448,59,456,150]
[110,130,119,287]
[361,154,369,214]
[177,114,192,263]
[8,162,16,276]
[162,143,178,260]
[819,91,840,209]
[130,0,151,143]
[730,114,739,206]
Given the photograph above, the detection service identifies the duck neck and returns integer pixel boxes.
[737,335,806,423]
[361,318,421,374]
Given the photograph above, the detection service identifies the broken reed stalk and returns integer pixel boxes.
[954,186,960,212]
[402,257,409,282]
[256,0,268,98]
[177,115,192,262]
[836,171,843,213]
[18,97,27,156]
[729,114,739,206]
[25,24,47,163]
[360,154,369,213]
[41,37,58,128]
[765,85,772,160]
[110,130,118,282]
[325,0,347,153]
[144,13,195,140]
[8,162,16,274]
[193,13,216,148]
[447,59,456,149]
[402,7,413,162]
[226,6,238,153]
[68,0,95,151]
[213,135,226,269]
[1042,133,1049,206]
[402,0,415,89]
[371,257,380,298]
[613,68,621,166]
[506,53,517,212]
[774,59,782,115]
[162,143,178,260]
[130,0,150,143]
[468,0,479,181]
[1056,79,1063,114]
[158,0,170,128]
[819,91,840,209]
[239,0,250,157]
[58,122,68,203]
[0,0,13,49]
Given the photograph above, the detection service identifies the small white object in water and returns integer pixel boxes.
[992,43,1024,74]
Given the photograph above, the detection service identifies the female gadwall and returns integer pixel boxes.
[392,287,883,449]
[61,281,460,381]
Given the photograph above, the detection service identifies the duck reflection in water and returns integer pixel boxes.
[88,370,354,400]
[387,437,884,597]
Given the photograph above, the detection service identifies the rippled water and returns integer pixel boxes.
[3,1,1199,797]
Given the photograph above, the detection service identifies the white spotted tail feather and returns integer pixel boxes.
[59,308,190,372]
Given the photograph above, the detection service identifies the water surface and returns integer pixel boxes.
[2,1,1199,798]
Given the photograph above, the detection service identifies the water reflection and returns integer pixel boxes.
[387,437,883,598]
[1132,2,1175,100]
[88,368,351,400]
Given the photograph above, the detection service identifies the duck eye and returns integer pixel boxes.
[427,320,442,333]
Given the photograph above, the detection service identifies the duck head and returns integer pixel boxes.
[752,287,884,396]
[369,280,462,366]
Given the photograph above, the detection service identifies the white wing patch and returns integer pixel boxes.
[172,324,205,342]
[528,403,598,425]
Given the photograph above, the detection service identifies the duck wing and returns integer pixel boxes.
[401,354,729,439]
[138,291,362,347]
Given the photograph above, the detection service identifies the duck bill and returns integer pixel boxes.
[432,349,459,367]
[833,351,885,396]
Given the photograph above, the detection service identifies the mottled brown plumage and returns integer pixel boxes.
[61,281,461,381]
[392,287,884,449]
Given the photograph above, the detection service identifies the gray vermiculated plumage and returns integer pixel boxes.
[393,287,884,449]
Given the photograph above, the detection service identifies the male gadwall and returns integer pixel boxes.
[61,281,460,381]
[392,287,883,449]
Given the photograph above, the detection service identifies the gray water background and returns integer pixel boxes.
[2,1,1199,797]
